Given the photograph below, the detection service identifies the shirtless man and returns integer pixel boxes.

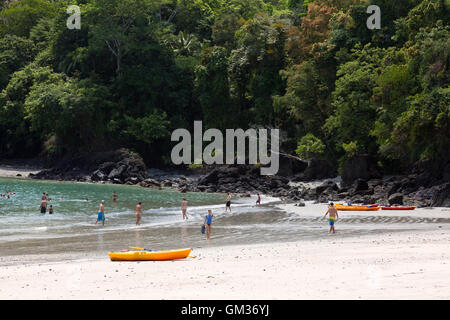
[40,198,47,214]
[136,202,142,225]
[225,193,232,212]
[323,202,338,234]
[181,198,188,220]
[95,200,105,226]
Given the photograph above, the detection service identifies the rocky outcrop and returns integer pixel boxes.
[28,149,450,207]
[292,158,337,181]
[31,148,148,184]
[431,183,450,207]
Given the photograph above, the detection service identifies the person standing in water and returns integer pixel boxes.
[256,193,261,206]
[95,200,105,226]
[323,202,338,234]
[225,193,232,212]
[203,209,215,240]
[181,198,188,220]
[112,192,118,202]
[49,205,53,215]
[136,202,142,225]
[40,197,47,214]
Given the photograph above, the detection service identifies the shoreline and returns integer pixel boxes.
[1,228,450,299]
[0,165,42,178]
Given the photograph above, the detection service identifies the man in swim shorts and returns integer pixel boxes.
[225,193,231,212]
[181,198,188,220]
[136,202,142,225]
[203,209,215,240]
[95,200,105,226]
[40,198,47,214]
[323,202,338,234]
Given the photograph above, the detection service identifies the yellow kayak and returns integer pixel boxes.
[108,248,192,261]
[335,204,380,211]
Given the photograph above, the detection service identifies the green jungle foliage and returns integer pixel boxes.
[0,0,448,169]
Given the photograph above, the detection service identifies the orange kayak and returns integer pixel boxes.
[108,248,192,261]
[335,204,380,211]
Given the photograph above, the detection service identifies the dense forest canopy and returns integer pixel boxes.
[0,0,449,172]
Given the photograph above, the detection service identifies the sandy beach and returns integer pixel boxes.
[0,165,41,178]
[1,228,450,300]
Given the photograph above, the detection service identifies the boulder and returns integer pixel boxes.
[431,183,450,207]
[388,193,404,205]
[353,179,369,192]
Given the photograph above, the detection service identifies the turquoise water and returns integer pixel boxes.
[0,177,283,265]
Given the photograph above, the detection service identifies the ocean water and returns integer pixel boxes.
[1,177,450,266]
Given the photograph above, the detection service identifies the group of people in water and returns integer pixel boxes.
[0,192,16,199]
[34,189,264,240]
[33,189,341,237]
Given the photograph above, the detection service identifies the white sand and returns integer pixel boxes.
[1,229,450,300]
[0,165,41,178]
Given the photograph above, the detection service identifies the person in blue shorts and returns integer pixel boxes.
[203,209,215,240]
[95,200,105,226]
[323,202,338,234]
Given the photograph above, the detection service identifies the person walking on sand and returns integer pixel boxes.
[323,202,338,234]
[136,202,142,225]
[181,198,188,220]
[203,209,215,240]
[95,200,106,226]
[112,192,118,202]
[225,193,232,212]
[256,193,261,206]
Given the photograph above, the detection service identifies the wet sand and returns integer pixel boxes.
[1,228,450,299]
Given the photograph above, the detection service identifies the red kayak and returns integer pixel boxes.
[381,206,416,210]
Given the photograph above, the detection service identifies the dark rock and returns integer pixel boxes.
[277,156,308,177]
[431,183,450,207]
[98,162,116,174]
[301,158,337,181]
[341,155,382,187]
[388,193,404,206]
[353,179,369,192]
